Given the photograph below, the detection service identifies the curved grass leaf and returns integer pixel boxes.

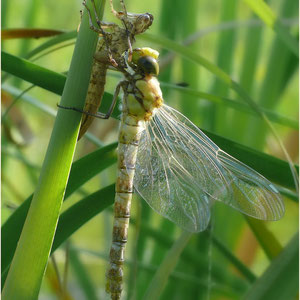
[75,248,242,298]
[207,0,237,132]
[211,234,256,283]
[1,142,117,285]
[1,50,114,102]
[2,84,57,117]
[25,31,76,59]
[243,0,298,56]
[245,0,299,149]
[245,233,299,300]
[200,130,298,191]
[3,51,298,131]
[2,52,296,188]
[2,51,66,95]
[161,82,298,129]
[2,83,105,147]
[277,187,298,202]
[143,231,193,300]
[246,217,283,260]
[52,185,115,252]
[69,245,98,300]
[47,186,250,292]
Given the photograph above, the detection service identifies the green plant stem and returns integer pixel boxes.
[2,1,104,299]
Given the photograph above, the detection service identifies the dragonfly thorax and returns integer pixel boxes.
[125,76,163,121]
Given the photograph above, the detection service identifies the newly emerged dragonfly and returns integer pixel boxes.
[60,45,285,298]
[73,47,284,299]
[78,0,153,139]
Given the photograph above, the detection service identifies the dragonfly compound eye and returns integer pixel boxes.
[137,56,159,76]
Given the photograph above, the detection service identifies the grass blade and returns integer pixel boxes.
[52,185,115,252]
[69,245,98,300]
[1,52,114,106]
[1,142,117,284]
[245,0,299,149]
[143,231,193,300]
[2,50,66,94]
[246,218,282,259]
[25,31,77,59]
[3,52,297,130]
[243,0,298,56]
[2,1,104,298]
[208,0,237,132]
[231,14,263,142]
[245,233,299,300]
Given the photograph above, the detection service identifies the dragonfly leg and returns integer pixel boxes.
[103,80,128,118]
[120,0,128,16]
[120,0,133,61]
[121,20,133,62]
[109,0,128,18]
[109,0,118,17]
[82,0,101,34]
[57,103,108,119]
[57,80,127,120]
[83,0,118,67]
[108,0,132,61]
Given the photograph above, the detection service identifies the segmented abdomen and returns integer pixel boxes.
[106,114,143,300]
[106,75,163,299]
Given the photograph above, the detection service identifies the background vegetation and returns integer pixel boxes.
[2,0,298,299]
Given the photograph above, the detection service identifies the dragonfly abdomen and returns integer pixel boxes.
[106,115,141,299]
[107,51,163,299]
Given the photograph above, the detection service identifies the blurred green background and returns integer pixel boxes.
[2,0,298,299]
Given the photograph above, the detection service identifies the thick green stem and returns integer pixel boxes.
[2,1,105,299]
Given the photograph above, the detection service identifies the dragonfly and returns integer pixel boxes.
[80,47,284,299]
[78,0,153,140]
[60,35,285,296]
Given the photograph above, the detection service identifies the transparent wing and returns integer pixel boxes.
[128,105,284,232]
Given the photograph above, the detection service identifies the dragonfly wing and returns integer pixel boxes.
[132,118,211,232]
[130,105,284,232]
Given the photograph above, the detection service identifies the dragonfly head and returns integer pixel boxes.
[131,47,159,76]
